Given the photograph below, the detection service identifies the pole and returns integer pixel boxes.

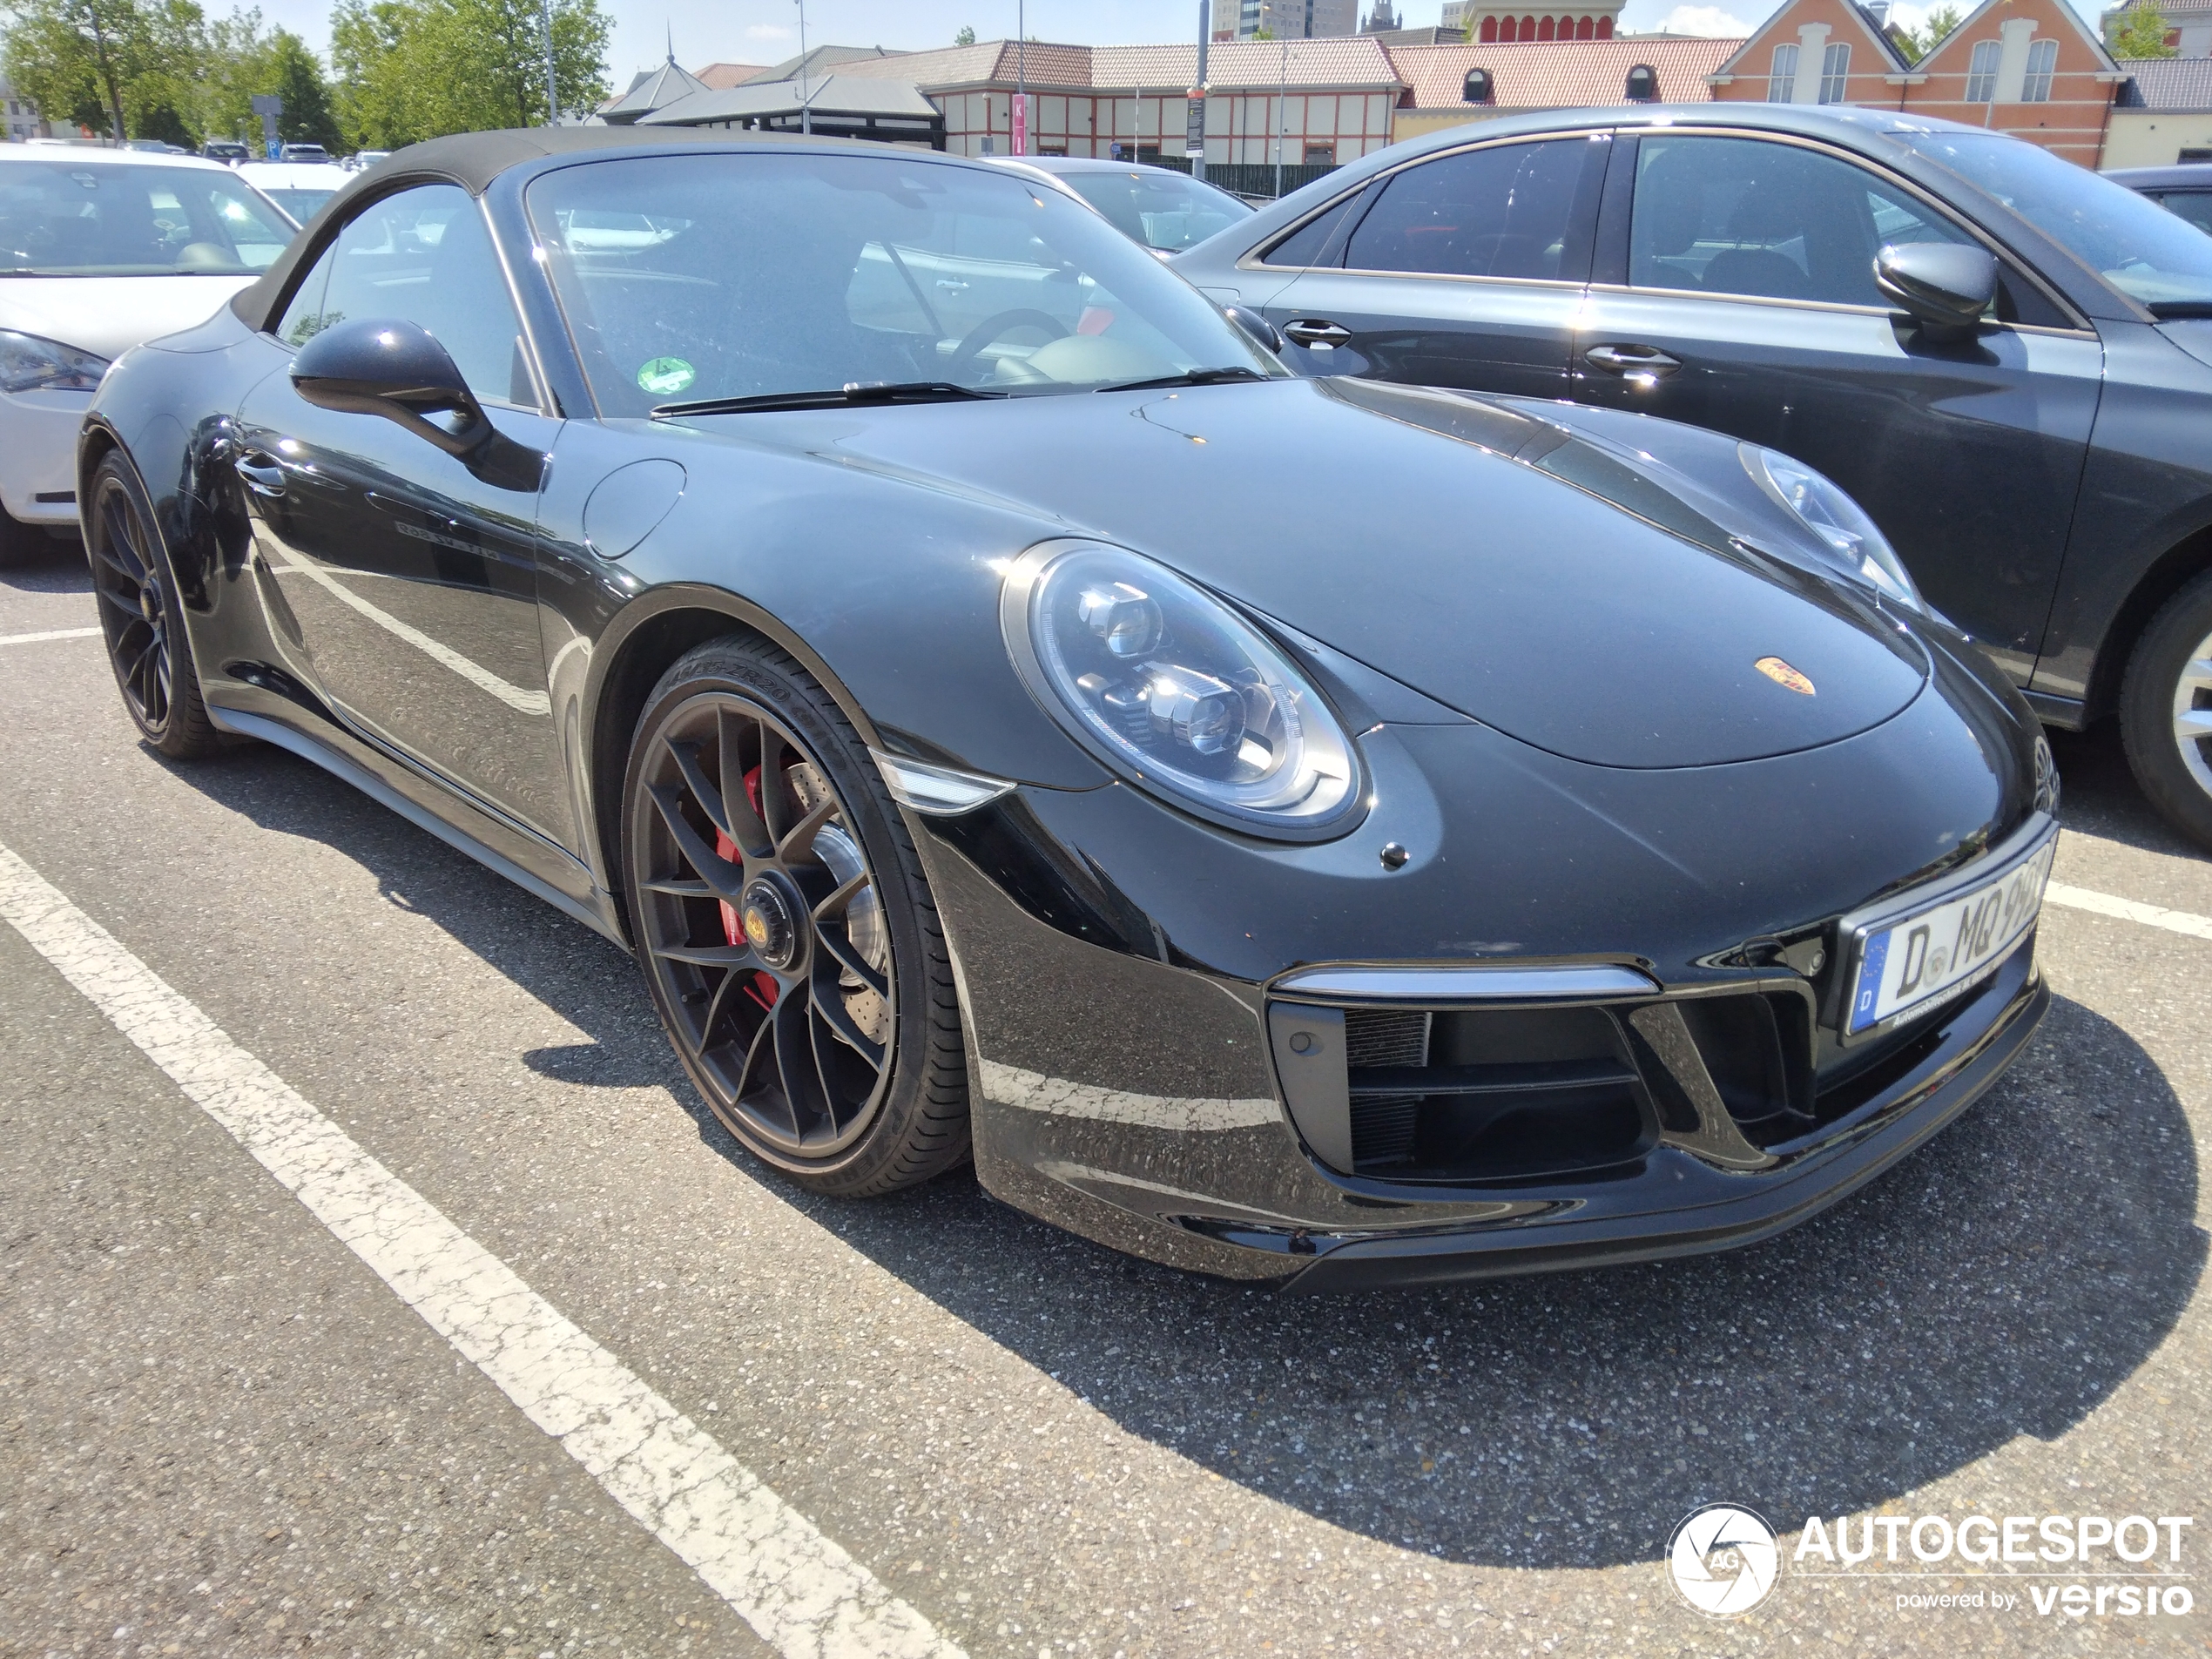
[797,0,811,134]
[1015,0,1026,156]
[1191,0,1210,183]
[1275,36,1285,199]
[539,0,558,124]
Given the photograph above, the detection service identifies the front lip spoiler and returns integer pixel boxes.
[1274,962,2048,1293]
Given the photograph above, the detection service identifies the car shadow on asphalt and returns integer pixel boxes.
[2049,721,2209,862]
[149,725,2205,1576]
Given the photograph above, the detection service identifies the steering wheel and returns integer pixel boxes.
[945,308,1070,375]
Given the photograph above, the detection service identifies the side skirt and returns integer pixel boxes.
[207,705,630,950]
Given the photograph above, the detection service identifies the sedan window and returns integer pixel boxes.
[0,161,292,276]
[1909,132,2212,312]
[1056,169,1251,253]
[525,152,1278,416]
[1344,140,1585,280]
[2149,190,2212,239]
[1630,136,1974,309]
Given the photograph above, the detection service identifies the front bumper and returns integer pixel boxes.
[0,388,91,527]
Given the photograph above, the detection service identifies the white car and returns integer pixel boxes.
[236,161,354,229]
[0,147,293,562]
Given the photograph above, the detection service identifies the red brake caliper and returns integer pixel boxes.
[718,765,779,1014]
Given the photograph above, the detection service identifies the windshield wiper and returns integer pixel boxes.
[651,381,1005,417]
[1094,366,1270,394]
[2148,300,2212,320]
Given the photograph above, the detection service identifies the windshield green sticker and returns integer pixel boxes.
[637,357,697,396]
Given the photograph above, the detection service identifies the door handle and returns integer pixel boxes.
[235,453,287,497]
[1584,343,1682,379]
[1284,318,1353,349]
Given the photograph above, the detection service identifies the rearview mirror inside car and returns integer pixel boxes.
[289,318,489,458]
[1874,242,1999,341]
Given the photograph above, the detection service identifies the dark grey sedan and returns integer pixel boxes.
[2108,161,2212,237]
[1176,106,2212,850]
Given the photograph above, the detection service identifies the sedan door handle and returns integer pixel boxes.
[1283,318,1353,349]
[1584,343,1682,378]
[235,453,287,497]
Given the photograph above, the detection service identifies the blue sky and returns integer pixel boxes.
[249,0,2112,93]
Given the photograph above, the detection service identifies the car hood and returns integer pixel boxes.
[679,375,1930,770]
[0,274,254,364]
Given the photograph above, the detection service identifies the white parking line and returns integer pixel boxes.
[0,839,963,1659]
[2047,880,2212,942]
[0,626,100,647]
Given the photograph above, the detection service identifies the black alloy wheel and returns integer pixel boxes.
[622,637,969,1195]
[87,453,223,759]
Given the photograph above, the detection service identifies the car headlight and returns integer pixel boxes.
[1742,444,1920,610]
[1001,541,1364,840]
[0,330,110,394]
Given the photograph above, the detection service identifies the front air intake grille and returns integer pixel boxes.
[1341,1005,1651,1181]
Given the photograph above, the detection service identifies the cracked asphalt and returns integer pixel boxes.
[2,544,2207,1658]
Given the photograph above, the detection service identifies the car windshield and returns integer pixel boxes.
[526,151,1280,415]
[1907,131,2212,310]
[1055,168,1253,253]
[260,187,339,224]
[0,160,293,275]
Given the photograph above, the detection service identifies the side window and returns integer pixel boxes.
[273,183,535,408]
[2158,191,2212,238]
[1629,135,1973,309]
[1344,140,1586,280]
[1259,188,1365,267]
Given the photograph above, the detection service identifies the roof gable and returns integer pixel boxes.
[1915,0,2120,71]
[1711,0,1912,78]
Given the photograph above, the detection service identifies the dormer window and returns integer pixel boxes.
[1625,64,1659,102]
[1463,67,1495,104]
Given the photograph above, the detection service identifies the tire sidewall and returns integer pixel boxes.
[2122,570,2212,852]
[618,642,947,1189]
[90,453,192,752]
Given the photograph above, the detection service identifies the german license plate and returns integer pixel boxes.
[1845,833,2055,1036]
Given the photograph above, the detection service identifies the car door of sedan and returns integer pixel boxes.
[233,182,574,846]
[1253,133,1608,397]
[1570,131,2104,684]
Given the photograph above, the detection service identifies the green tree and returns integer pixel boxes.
[266,29,338,145]
[2,0,152,138]
[330,0,606,145]
[954,24,974,44]
[2113,0,2177,57]
[1897,3,1961,63]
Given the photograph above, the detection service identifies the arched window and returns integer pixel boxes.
[1463,66,1495,103]
[1521,15,1538,37]
[1625,64,1659,101]
[1480,14,1500,39]
[1538,14,1556,37]
[1595,14,1613,36]
[1576,14,1594,36]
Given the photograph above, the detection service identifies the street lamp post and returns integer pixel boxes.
[1190,0,1209,184]
[797,0,811,135]
[538,0,557,124]
[1275,35,1286,199]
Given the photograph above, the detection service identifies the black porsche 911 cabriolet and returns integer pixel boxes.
[79,126,2057,1290]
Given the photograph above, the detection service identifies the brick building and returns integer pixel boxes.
[1392,36,1743,140]
[1709,0,2126,164]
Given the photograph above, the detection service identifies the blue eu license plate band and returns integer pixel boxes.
[1840,820,2056,1041]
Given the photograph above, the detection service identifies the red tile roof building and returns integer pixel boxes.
[1389,37,1744,139]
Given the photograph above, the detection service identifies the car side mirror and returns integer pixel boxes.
[1874,242,1997,341]
[289,317,490,458]
[1224,304,1283,355]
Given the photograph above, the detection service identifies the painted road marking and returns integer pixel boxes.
[0,626,100,647]
[2047,880,2212,942]
[0,839,963,1659]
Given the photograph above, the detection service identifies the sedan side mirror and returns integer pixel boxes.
[290,317,489,458]
[1223,303,1284,355]
[1874,242,1997,341]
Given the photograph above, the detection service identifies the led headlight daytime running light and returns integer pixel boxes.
[1001,542,1364,840]
[1743,443,1922,611]
[0,330,111,395]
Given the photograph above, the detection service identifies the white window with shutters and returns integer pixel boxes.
[1768,42,1800,101]
[1819,42,1851,101]
[1966,39,2001,102]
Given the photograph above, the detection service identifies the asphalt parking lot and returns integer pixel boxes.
[1,543,2206,1659]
